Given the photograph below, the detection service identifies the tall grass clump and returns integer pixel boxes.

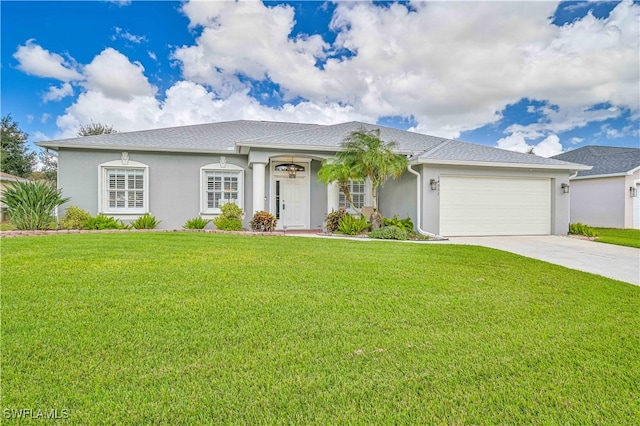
[569,222,598,238]
[183,217,211,230]
[130,213,161,229]
[0,181,69,230]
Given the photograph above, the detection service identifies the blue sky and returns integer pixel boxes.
[2,0,638,157]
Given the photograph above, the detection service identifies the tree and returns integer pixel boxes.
[1,114,35,177]
[317,160,363,216]
[77,122,116,137]
[30,149,58,183]
[319,129,408,228]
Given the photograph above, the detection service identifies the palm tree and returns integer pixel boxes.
[339,129,408,215]
[317,160,364,216]
[319,128,408,227]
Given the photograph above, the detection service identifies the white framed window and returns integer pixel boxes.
[200,163,244,214]
[99,159,149,215]
[339,179,372,211]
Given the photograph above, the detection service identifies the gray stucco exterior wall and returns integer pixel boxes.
[57,148,572,235]
[569,177,625,228]
[378,173,419,226]
[58,148,253,229]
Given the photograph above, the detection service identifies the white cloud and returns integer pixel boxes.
[107,0,131,6]
[174,1,334,100]
[42,82,74,102]
[82,48,156,100]
[171,0,638,140]
[599,123,640,139]
[113,27,147,44]
[54,80,372,139]
[40,113,51,124]
[14,40,82,81]
[147,51,157,61]
[31,131,50,142]
[26,114,34,124]
[496,132,564,157]
[570,137,585,145]
[23,0,637,148]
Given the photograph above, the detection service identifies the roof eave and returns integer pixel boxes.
[236,142,414,155]
[36,141,237,155]
[572,172,634,180]
[417,158,593,171]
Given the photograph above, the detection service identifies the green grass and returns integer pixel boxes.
[594,227,640,248]
[0,223,15,231]
[2,233,638,424]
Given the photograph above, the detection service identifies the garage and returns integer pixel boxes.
[439,175,551,236]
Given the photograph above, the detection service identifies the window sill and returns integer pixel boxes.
[100,212,148,219]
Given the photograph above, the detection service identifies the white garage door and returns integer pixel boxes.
[440,175,551,236]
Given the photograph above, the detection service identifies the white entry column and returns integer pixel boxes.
[252,162,266,213]
[326,181,339,213]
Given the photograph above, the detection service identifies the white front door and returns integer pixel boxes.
[277,177,309,229]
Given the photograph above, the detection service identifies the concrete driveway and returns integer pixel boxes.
[447,236,640,286]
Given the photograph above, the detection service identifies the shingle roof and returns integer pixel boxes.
[37,120,319,153]
[419,139,583,167]
[552,146,640,177]
[239,121,447,153]
[37,119,588,170]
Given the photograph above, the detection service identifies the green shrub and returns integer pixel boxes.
[84,215,129,230]
[183,217,211,230]
[59,206,92,230]
[213,217,244,231]
[324,207,349,233]
[250,211,277,232]
[220,203,243,220]
[130,213,160,229]
[369,225,408,240]
[383,215,414,232]
[569,222,598,238]
[213,202,244,231]
[337,215,370,235]
[0,181,69,230]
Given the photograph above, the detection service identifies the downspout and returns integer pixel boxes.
[407,164,447,240]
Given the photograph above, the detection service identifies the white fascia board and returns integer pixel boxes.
[571,172,628,180]
[236,142,414,156]
[236,142,341,152]
[36,142,236,155]
[417,158,593,171]
[627,165,640,175]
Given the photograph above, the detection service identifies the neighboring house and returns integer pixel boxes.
[37,120,590,237]
[552,146,640,229]
[0,172,30,222]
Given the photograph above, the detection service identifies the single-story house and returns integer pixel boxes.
[552,146,640,229]
[37,120,590,237]
[1,172,30,222]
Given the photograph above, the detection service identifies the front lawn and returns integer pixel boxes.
[2,233,638,424]
[594,227,640,248]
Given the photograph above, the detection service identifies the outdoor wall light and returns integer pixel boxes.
[561,183,570,194]
[430,179,438,190]
[630,186,638,198]
[288,164,297,179]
